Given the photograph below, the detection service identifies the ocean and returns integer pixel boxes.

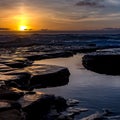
[0,31,120,119]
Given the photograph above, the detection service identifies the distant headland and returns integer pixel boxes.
[0,28,10,31]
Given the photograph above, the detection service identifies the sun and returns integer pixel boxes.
[19,25,28,31]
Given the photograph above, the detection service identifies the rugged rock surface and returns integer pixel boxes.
[80,109,113,120]
[0,87,24,100]
[82,51,120,75]
[0,63,70,90]
[0,86,118,120]
[1,34,120,119]
[0,56,33,68]
[0,109,24,120]
[80,112,104,120]
[0,86,69,120]
[25,51,73,61]
[19,93,67,120]
[27,64,70,89]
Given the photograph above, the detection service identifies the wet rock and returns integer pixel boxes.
[26,51,73,61]
[25,64,70,89]
[0,101,11,111]
[3,57,33,68]
[67,107,88,114]
[0,64,31,89]
[0,87,24,100]
[55,96,67,112]
[48,109,60,118]
[4,70,31,89]
[107,115,120,120]
[58,107,88,119]
[0,109,24,120]
[80,109,113,120]
[67,99,80,106]
[0,100,22,111]
[0,64,20,83]
[0,74,18,82]
[18,92,56,119]
[0,63,70,90]
[0,81,5,87]
[0,56,33,68]
[80,112,104,120]
[82,51,120,75]
[18,92,45,111]
[65,46,98,54]
[0,64,16,72]
[18,92,67,120]
[57,114,73,120]
[103,109,113,116]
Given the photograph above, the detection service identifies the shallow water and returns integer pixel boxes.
[34,54,120,118]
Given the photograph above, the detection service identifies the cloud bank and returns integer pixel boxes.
[0,0,120,30]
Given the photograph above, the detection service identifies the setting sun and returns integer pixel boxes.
[19,26,28,31]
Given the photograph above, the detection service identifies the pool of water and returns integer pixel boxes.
[34,54,120,118]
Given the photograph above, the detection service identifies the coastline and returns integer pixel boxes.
[0,32,120,120]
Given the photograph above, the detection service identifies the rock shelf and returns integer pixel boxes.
[82,50,120,75]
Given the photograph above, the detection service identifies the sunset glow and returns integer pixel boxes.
[19,25,28,31]
[0,0,120,30]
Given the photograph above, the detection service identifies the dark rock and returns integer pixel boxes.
[18,92,56,120]
[55,96,67,112]
[47,109,60,119]
[11,102,22,109]
[0,101,12,111]
[67,107,88,114]
[0,63,70,90]
[82,51,120,75]
[0,64,16,72]
[80,112,104,120]
[0,87,24,100]
[0,64,31,89]
[26,51,73,61]
[106,115,120,120]
[0,74,18,83]
[0,81,5,87]
[0,109,24,120]
[18,92,54,112]
[57,114,73,120]
[4,71,31,89]
[67,99,80,106]
[17,91,68,120]
[103,109,113,116]
[74,46,98,53]
[4,57,33,68]
[26,64,70,89]
[0,64,20,83]
[0,99,21,112]
[57,107,88,120]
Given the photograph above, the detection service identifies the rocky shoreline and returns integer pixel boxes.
[1,34,120,120]
[0,85,119,120]
[82,48,120,75]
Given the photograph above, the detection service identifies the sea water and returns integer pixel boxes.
[34,54,120,118]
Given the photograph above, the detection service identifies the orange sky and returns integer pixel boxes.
[0,0,120,31]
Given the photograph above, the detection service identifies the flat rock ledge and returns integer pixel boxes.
[0,64,70,90]
[82,51,120,75]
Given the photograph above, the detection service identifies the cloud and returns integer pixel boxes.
[0,0,120,30]
[76,0,105,8]
[0,0,22,9]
